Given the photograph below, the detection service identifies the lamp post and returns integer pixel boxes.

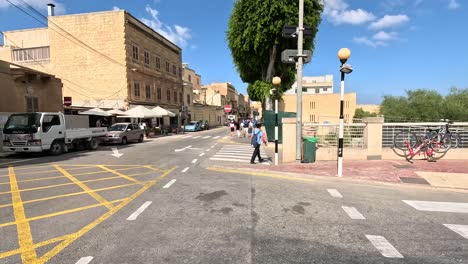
[337,48,353,177]
[272,76,281,166]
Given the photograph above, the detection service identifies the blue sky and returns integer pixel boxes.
[0,0,466,104]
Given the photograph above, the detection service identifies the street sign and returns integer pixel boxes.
[281,49,312,64]
[224,105,232,113]
[282,25,313,38]
[63,96,72,106]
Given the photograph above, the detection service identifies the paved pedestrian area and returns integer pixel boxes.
[0,164,174,264]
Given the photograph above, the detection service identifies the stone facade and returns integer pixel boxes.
[1,10,183,114]
[0,60,63,113]
[280,93,357,124]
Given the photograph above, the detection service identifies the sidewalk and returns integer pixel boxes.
[220,137,468,188]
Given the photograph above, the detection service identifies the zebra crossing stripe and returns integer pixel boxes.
[402,200,468,213]
[366,235,404,258]
[444,224,468,239]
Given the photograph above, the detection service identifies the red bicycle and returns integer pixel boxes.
[393,130,451,163]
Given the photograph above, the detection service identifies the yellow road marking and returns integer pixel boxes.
[0,234,72,259]
[0,199,124,229]
[0,166,97,178]
[98,165,144,185]
[207,167,316,183]
[37,167,176,264]
[143,165,160,171]
[0,166,151,184]
[0,182,139,209]
[8,166,37,263]
[60,164,151,167]
[54,165,113,210]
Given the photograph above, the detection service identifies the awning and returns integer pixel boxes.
[117,105,162,118]
[78,108,112,117]
[107,109,126,115]
[152,106,176,117]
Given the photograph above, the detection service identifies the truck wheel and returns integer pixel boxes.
[49,141,63,156]
[138,135,144,143]
[121,137,127,145]
[88,138,99,150]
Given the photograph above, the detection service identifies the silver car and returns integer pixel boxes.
[105,123,144,145]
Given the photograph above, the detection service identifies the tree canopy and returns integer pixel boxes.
[354,108,377,119]
[380,87,468,122]
[227,0,323,103]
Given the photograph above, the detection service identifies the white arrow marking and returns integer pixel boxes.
[175,146,192,152]
[111,148,123,158]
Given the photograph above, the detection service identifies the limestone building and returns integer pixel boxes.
[0,8,183,117]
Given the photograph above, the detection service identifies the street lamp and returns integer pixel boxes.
[272,76,281,166]
[337,48,353,177]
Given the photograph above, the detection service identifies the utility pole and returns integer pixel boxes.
[296,0,304,162]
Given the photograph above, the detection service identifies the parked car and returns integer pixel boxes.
[104,123,144,145]
[199,120,209,130]
[184,121,201,132]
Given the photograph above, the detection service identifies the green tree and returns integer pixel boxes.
[227,0,323,105]
[443,87,468,121]
[353,108,377,119]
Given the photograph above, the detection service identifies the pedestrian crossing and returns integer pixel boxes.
[209,144,270,164]
[181,135,219,139]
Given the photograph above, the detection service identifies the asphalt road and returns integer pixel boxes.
[0,127,467,264]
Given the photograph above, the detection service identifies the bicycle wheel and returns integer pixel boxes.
[449,132,461,148]
[394,131,418,151]
[430,133,451,153]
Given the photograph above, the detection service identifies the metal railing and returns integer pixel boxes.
[302,123,366,148]
[382,122,468,148]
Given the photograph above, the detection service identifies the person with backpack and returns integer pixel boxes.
[243,119,249,138]
[250,123,264,164]
[229,120,235,137]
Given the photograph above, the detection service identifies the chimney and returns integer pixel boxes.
[47,3,55,16]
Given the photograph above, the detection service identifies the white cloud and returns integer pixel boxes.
[112,6,120,11]
[373,31,398,41]
[369,15,410,30]
[323,0,375,25]
[0,0,65,15]
[140,5,191,48]
[190,44,197,49]
[353,36,385,48]
[448,0,460,10]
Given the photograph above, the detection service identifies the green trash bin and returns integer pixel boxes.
[303,137,318,163]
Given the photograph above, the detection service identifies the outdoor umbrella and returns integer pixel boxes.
[79,108,112,117]
[106,109,126,115]
[152,106,176,117]
[117,105,162,118]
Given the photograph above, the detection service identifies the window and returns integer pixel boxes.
[197,78,200,85]
[188,75,192,82]
[42,114,60,132]
[134,82,141,97]
[174,91,178,103]
[157,87,162,101]
[26,97,39,112]
[323,88,328,92]
[172,65,177,75]
[144,50,150,66]
[156,57,161,69]
[167,89,171,101]
[132,45,139,62]
[186,94,190,105]
[166,62,170,72]
[13,47,50,62]
[145,84,151,99]
[315,88,320,94]
[179,67,182,78]
[179,92,183,104]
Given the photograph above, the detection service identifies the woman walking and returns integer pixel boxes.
[250,123,264,164]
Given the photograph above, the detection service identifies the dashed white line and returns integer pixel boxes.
[444,224,468,239]
[174,146,192,152]
[202,136,211,139]
[342,206,366,220]
[182,135,192,139]
[327,189,343,198]
[223,136,228,139]
[182,167,190,173]
[199,153,205,157]
[192,159,198,163]
[214,136,220,139]
[402,200,468,213]
[366,235,404,258]
[75,256,94,264]
[193,136,201,139]
[206,149,211,151]
[211,145,215,148]
[163,179,177,189]
[126,201,152,221]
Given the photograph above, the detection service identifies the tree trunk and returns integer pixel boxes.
[264,45,277,111]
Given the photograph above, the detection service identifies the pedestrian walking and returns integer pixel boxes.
[248,119,253,138]
[236,120,241,137]
[243,119,249,138]
[250,123,265,164]
[240,120,244,137]
[229,121,235,137]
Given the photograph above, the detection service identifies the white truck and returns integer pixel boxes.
[2,112,107,155]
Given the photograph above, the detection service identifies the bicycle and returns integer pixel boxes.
[393,130,451,163]
[427,120,462,149]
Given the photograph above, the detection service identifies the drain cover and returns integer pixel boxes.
[394,164,413,169]
[400,177,430,185]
